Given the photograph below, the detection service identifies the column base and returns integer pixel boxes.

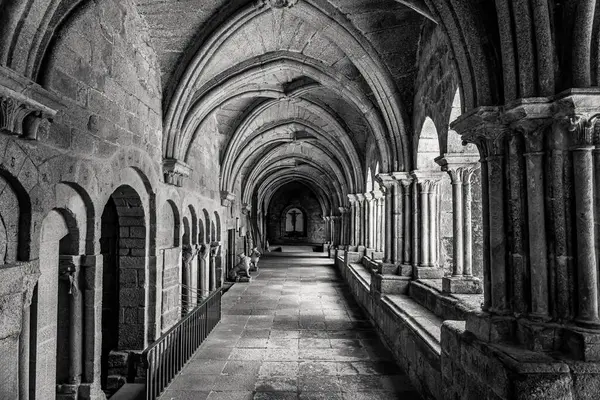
[371,274,410,296]
[378,262,412,277]
[414,266,444,279]
[378,262,398,275]
[442,275,483,294]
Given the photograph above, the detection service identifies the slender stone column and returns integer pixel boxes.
[371,190,383,253]
[19,306,30,400]
[209,252,216,291]
[356,195,365,246]
[364,193,374,249]
[378,194,385,252]
[463,169,475,277]
[520,123,551,318]
[570,116,600,326]
[377,175,396,263]
[347,195,357,246]
[411,180,419,268]
[427,182,438,266]
[396,176,413,267]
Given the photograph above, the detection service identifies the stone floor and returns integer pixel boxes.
[159,256,421,400]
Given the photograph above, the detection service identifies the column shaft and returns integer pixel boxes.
[451,174,464,276]
[463,172,474,277]
[573,146,599,325]
[525,150,550,317]
[384,190,393,263]
[487,155,508,312]
[403,182,412,265]
[420,186,430,266]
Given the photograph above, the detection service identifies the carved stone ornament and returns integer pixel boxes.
[0,65,62,140]
[163,158,192,187]
[255,0,298,9]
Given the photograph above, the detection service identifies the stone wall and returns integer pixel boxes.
[0,0,230,397]
[266,182,325,244]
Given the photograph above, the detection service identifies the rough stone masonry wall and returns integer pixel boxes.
[267,183,325,244]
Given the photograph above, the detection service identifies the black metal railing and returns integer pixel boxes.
[142,289,222,400]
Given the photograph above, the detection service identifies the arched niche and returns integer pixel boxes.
[29,208,77,400]
[198,218,205,244]
[416,117,441,171]
[214,212,221,242]
[202,209,211,244]
[159,200,180,248]
[99,185,147,394]
[282,206,307,238]
[182,217,191,246]
[0,171,31,263]
[188,205,198,245]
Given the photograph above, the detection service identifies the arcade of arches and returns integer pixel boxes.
[1,0,600,399]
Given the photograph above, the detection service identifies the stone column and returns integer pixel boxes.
[378,193,385,252]
[438,156,483,294]
[356,195,365,246]
[411,171,445,279]
[347,195,357,246]
[371,190,384,257]
[209,252,216,291]
[394,175,412,269]
[199,246,209,298]
[364,193,374,250]
[377,175,395,263]
[570,116,600,326]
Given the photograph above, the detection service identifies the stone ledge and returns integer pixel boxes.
[383,294,443,356]
[409,279,482,321]
[348,262,371,288]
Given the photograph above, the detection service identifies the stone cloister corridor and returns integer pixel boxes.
[160,255,420,400]
[3,0,600,399]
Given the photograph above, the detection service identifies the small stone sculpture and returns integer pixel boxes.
[249,247,261,272]
[228,253,251,282]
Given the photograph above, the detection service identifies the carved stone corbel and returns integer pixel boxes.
[163,158,192,187]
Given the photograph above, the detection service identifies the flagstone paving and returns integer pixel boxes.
[159,256,422,400]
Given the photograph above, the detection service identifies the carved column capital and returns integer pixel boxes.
[355,193,366,204]
[163,158,192,187]
[339,207,350,214]
[347,194,358,204]
[567,114,600,148]
[451,106,509,158]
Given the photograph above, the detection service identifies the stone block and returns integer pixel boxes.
[442,276,483,294]
[379,262,398,275]
[414,267,444,279]
[562,327,600,361]
[398,264,412,276]
[373,274,410,295]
